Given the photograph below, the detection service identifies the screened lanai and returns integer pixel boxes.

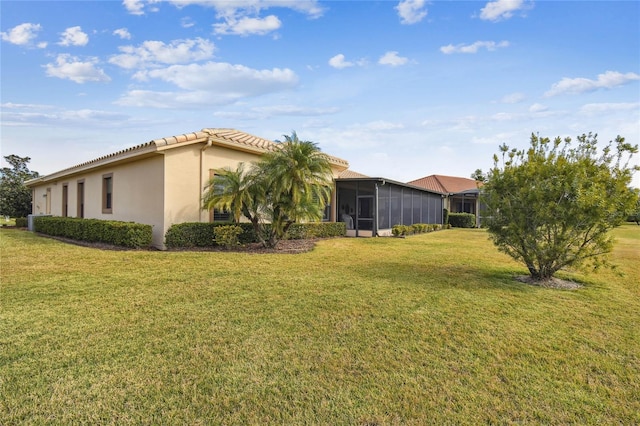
[335,178,444,237]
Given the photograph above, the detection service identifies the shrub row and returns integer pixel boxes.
[33,216,152,248]
[391,223,444,237]
[448,213,477,228]
[165,221,347,248]
[15,217,28,228]
[286,222,347,239]
[165,222,254,248]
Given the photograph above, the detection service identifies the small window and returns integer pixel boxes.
[62,184,69,217]
[102,173,113,214]
[45,188,52,215]
[213,208,231,222]
[77,180,85,218]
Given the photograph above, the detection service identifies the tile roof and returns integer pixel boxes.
[407,174,482,194]
[338,169,370,178]
[27,128,349,185]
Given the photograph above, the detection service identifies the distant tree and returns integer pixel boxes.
[482,133,638,281]
[0,155,39,218]
[203,132,333,248]
[470,168,487,182]
[630,189,640,225]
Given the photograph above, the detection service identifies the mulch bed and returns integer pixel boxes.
[515,275,583,290]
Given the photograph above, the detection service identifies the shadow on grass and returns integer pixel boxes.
[353,258,536,293]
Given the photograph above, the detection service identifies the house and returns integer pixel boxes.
[25,127,448,248]
[408,175,482,226]
[25,128,350,248]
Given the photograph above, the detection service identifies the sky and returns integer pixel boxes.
[1,0,639,187]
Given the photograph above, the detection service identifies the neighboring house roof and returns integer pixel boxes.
[407,174,482,195]
[26,128,349,186]
[338,169,370,179]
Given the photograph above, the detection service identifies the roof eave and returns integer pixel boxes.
[25,144,159,187]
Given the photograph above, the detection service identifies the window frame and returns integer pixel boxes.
[62,183,69,217]
[77,179,85,218]
[102,173,113,214]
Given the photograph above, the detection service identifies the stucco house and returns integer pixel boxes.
[26,128,448,248]
[407,174,483,226]
[25,128,350,248]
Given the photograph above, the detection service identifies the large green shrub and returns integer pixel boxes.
[165,222,256,248]
[448,213,476,228]
[213,225,243,249]
[32,216,152,248]
[483,133,638,280]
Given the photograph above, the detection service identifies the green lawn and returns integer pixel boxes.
[1,226,639,424]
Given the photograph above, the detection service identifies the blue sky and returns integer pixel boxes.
[2,0,639,187]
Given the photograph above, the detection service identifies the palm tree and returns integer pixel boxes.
[203,163,255,223]
[258,132,334,246]
[202,132,334,248]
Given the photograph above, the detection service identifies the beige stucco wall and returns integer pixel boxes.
[160,143,264,244]
[31,155,166,247]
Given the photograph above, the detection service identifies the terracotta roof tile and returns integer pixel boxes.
[338,169,370,178]
[408,174,481,194]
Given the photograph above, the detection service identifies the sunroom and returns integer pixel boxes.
[335,178,445,237]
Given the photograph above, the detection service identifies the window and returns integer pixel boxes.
[77,180,84,218]
[102,173,113,214]
[212,209,231,222]
[62,184,68,217]
[45,188,51,214]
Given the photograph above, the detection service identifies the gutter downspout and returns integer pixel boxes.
[199,137,214,222]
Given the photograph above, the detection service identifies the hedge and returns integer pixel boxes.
[448,213,476,228]
[391,223,443,237]
[165,221,347,249]
[32,216,152,248]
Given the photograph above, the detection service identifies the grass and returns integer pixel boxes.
[1,225,639,424]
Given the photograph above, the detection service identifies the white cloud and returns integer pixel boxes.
[365,120,405,131]
[1,23,45,47]
[151,1,323,36]
[213,15,281,36]
[122,0,161,15]
[165,0,324,19]
[181,17,196,28]
[329,54,354,69]
[142,62,297,91]
[113,28,131,40]
[529,103,548,113]
[1,104,130,129]
[58,26,89,46]
[109,38,215,69]
[500,92,525,104]
[479,0,530,22]
[116,61,298,107]
[395,0,428,25]
[44,54,111,84]
[440,40,509,54]
[545,71,640,97]
[378,51,409,67]
[492,112,514,121]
